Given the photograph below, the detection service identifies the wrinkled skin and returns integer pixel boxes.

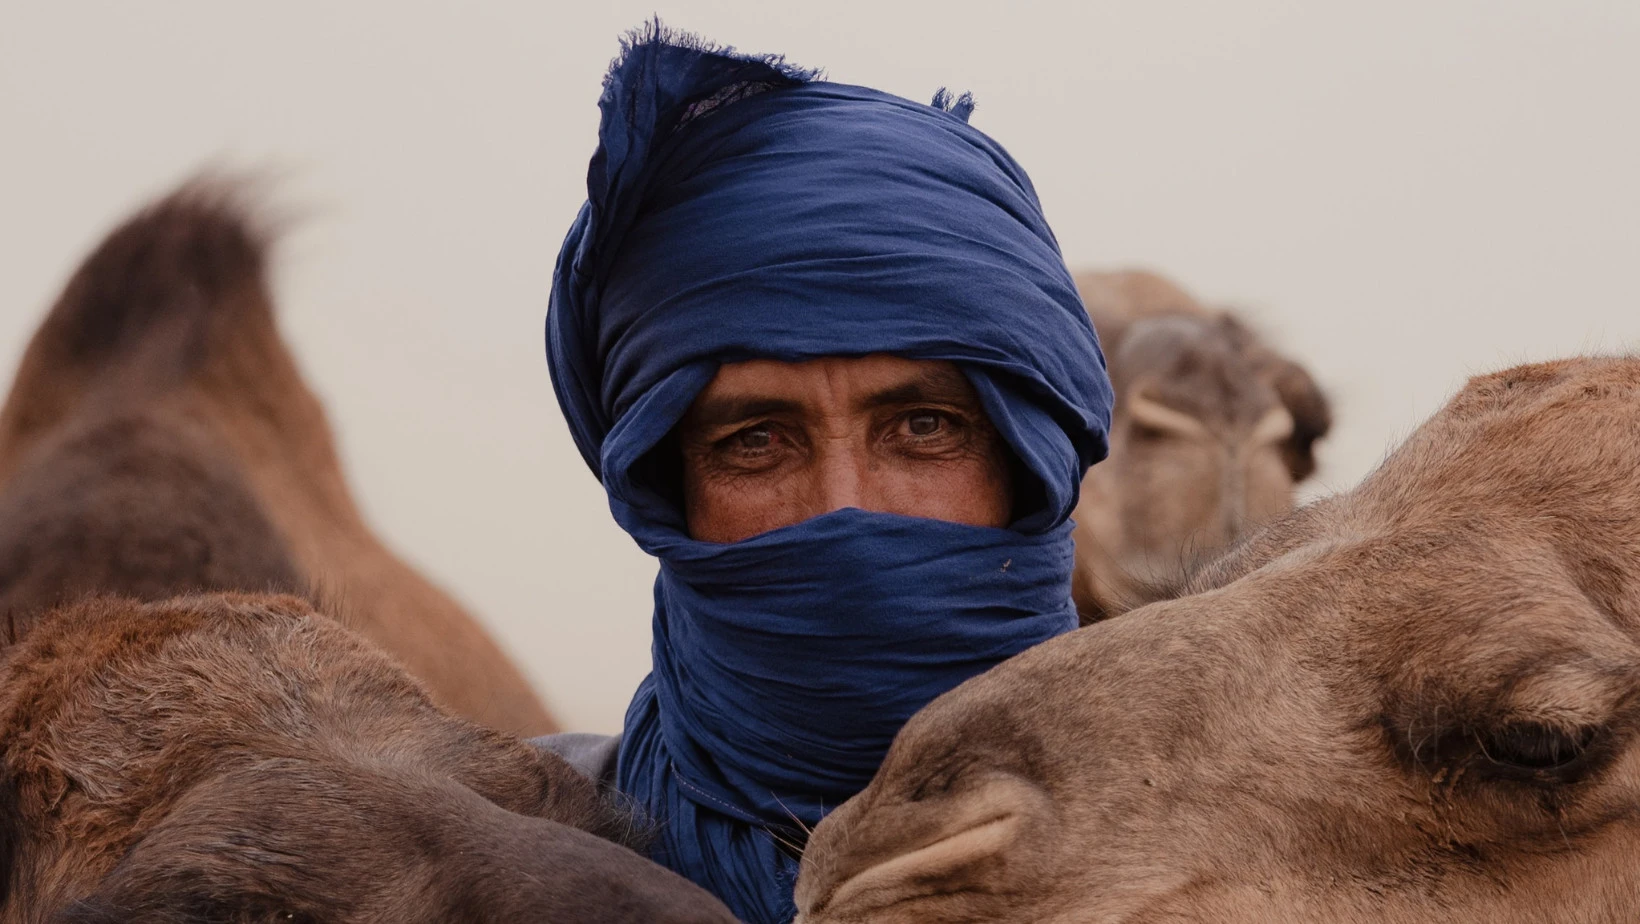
[676,355,1015,542]
[0,181,737,923]
[1071,270,1330,622]
[797,356,1640,923]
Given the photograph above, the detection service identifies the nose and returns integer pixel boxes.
[1220,464,1248,539]
[813,441,869,515]
[505,824,738,923]
[439,785,739,923]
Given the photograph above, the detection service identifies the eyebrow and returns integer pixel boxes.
[686,367,980,432]
[686,397,808,431]
[859,368,978,411]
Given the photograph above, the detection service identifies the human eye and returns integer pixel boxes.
[906,411,944,437]
[894,409,967,444]
[712,422,792,469]
[730,423,777,450]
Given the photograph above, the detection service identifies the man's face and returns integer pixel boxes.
[677,355,1015,543]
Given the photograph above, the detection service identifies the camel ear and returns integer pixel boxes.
[1264,358,1331,482]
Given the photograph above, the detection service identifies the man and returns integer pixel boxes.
[542,24,1113,924]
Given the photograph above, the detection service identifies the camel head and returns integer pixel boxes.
[1072,270,1330,622]
[797,356,1640,923]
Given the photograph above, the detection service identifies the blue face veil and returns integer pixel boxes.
[546,26,1113,924]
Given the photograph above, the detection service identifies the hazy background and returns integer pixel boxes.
[4,1,1638,731]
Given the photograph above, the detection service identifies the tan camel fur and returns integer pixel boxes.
[0,595,736,922]
[0,180,553,735]
[797,355,1640,924]
[0,181,736,922]
[1072,270,1330,622]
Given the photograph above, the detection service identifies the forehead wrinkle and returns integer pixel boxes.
[856,365,980,412]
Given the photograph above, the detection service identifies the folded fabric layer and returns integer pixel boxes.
[546,23,1112,924]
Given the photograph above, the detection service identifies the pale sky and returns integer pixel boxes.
[4,1,1638,730]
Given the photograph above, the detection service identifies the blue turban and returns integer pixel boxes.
[546,25,1113,924]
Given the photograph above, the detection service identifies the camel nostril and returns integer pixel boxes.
[805,812,1023,921]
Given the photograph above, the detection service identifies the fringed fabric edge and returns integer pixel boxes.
[608,17,826,92]
[930,87,977,122]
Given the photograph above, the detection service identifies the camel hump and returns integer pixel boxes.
[0,178,293,471]
[40,177,274,380]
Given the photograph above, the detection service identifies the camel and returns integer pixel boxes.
[795,355,1640,923]
[0,595,737,922]
[1071,270,1330,622]
[0,181,737,921]
[0,179,554,736]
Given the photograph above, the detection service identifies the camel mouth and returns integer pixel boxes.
[802,812,1022,922]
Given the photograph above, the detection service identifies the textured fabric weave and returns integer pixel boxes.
[545,25,1112,923]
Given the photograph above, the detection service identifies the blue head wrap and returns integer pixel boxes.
[546,25,1113,923]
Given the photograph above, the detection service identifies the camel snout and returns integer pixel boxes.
[796,774,1049,924]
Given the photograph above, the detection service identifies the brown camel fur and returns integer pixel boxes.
[0,181,735,922]
[0,180,554,735]
[0,595,737,923]
[796,355,1640,923]
[1071,270,1331,623]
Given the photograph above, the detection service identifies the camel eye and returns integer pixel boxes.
[1478,723,1598,779]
